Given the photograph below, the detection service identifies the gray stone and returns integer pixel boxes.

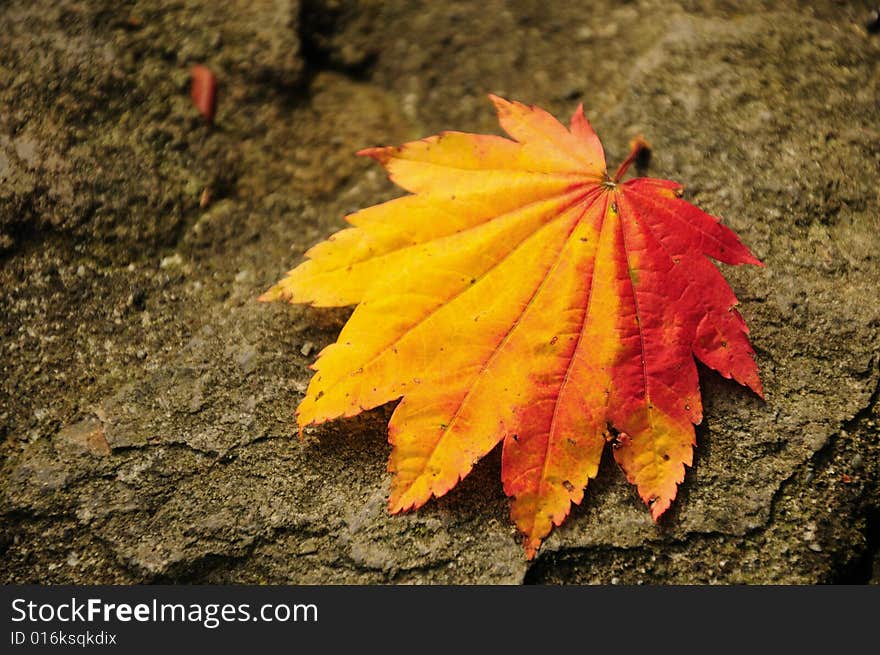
[1,0,877,584]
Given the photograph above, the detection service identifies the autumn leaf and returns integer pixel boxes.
[260,95,763,558]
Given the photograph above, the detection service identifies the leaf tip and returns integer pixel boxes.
[258,279,297,303]
[569,102,586,128]
[295,403,318,433]
[387,492,417,515]
[749,376,766,400]
[356,146,394,164]
[487,92,515,115]
[524,540,540,560]
[649,496,673,521]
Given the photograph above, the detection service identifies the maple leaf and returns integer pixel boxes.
[260,96,763,558]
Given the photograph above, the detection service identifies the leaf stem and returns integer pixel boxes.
[613,135,651,182]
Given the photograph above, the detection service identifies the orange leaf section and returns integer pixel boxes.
[261,96,763,558]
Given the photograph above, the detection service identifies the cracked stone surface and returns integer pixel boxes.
[2,0,879,584]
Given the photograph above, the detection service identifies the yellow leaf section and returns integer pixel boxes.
[504,194,623,558]
[569,105,605,170]
[363,131,593,191]
[490,95,606,177]
[296,193,589,428]
[387,194,606,514]
[612,407,695,520]
[366,148,587,198]
[260,122,593,307]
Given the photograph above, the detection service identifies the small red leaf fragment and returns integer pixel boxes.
[190,64,217,125]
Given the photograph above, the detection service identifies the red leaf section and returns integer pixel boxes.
[190,64,217,125]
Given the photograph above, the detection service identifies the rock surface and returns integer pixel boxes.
[1,0,878,584]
